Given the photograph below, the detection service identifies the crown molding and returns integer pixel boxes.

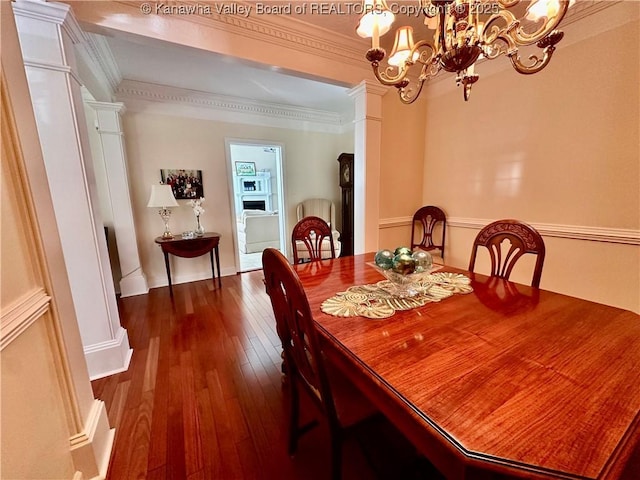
[116,79,353,134]
[562,0,623,25]
[117,0,366,66]
[79,33,123,94]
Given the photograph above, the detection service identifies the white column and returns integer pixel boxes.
[347,80,388,254]
[86,100,149,297]
[13,0,132,379]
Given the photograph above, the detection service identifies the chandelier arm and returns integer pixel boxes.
[371,62,412,86]
[370,40,438,86]
[398,78,426,105]
[413,40,438,67]
[509,44,556,75]
[482,1,569,47]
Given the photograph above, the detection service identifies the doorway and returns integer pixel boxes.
[226,140,287,272]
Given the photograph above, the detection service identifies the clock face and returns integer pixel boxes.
[338,154,353,187]
[342,164,350,184]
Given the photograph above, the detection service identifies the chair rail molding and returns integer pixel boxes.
[379,216,640,245]
[0,288,50,350]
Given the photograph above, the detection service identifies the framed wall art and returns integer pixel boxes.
[160,169,204,200]
[235,161,256,177]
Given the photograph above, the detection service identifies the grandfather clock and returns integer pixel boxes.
[338,153,354,257]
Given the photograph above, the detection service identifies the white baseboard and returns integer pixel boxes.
[84,327,133,380]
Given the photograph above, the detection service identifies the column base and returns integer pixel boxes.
[70,399,114,480]
[84,327,133,380]
[119,269,148,297]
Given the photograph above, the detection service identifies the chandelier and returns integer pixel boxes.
[356,0,572,102]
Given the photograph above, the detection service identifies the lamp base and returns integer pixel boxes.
[159,208,174,239]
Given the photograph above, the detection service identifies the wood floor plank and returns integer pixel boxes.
[180,350,204,476]
[166,364,186,479]
[195,388,222,478]
[145,465,166,480]
[205,369,245,478]
[108,380,130,431]
[146,325,171,472]
[107,403,138,477]
[127,390,154,480]
[143,336,160,392]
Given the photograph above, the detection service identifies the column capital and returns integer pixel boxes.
[12,0,70,23]
[347,79,389,99]
[349,80,386,123]
[12,0,85,45]
[85,100,126,115]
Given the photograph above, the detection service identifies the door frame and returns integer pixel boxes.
[224,138,288,272]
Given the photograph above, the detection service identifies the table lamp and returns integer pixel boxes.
[147,184,179,239]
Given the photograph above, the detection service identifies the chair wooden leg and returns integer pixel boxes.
[330,434,343,480]
[280,350,288,384]
[288,379,300,455]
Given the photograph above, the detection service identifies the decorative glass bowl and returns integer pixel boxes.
[368,263,440,298]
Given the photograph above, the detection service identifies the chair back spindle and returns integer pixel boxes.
[468,219,545,288]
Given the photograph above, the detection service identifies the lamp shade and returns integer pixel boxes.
[147,184,178,208]
[356,0,394,38]
[389,26,419,67]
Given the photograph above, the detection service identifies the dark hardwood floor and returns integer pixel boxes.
[92,272,438,479]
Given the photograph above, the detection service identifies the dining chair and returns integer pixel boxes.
[261,248,378,480]
[468,219,546,288]
[411,206,447,261]
[296,198,342,257]
[292,215,335,264]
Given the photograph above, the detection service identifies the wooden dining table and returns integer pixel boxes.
[293,253,640,480]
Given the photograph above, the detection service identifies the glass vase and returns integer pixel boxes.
[195,215,205,236]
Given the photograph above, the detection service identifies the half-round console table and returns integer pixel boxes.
[154,232,221,294]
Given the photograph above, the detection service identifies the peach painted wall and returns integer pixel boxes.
[378,92,428,250]
[123,111,353,287]
[419,11,640,312]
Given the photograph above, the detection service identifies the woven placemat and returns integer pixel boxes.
[321,272,473,319]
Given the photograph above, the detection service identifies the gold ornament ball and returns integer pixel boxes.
[392,253,416,275]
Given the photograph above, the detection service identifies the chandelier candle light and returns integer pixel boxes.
[189,197,205,236]
[147,184,179,239]
[357,0,573,102]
